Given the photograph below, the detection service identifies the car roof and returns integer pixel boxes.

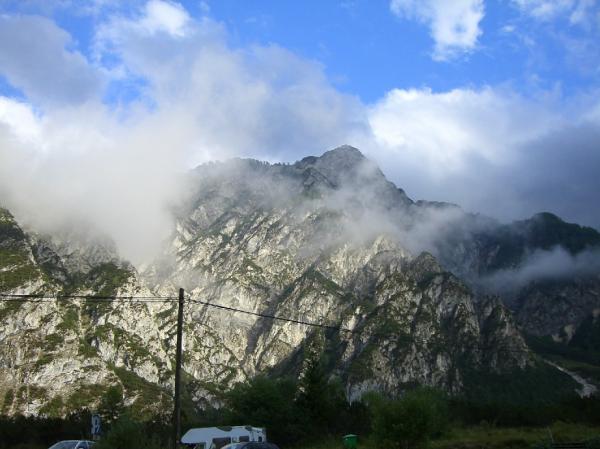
[48,441,95,449]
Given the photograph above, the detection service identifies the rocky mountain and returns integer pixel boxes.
[413,199,600,342]
[0,145,591,417]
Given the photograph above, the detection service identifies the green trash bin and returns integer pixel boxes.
[343,434,358,449]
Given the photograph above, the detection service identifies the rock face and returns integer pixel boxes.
[0,145,588,417]
[415,202,600,342]
[0,208,173,417]
[514,279,600,339]
[144,147,531,389]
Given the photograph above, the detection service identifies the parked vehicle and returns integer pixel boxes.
[181,426,267,449]
[48,441,95,449]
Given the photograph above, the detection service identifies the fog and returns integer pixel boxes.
[480,246,600,294]
[1,1,600,266]
[0,5,364,263]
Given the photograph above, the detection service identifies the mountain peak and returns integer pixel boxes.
[289,145,371,193]
[531,212,563,223]
[317,145,366,170]
[292,145,413,208]
[322,144,365,159]
[296,145,365,169]
[295,145,368,181]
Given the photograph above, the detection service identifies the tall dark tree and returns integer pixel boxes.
[98,385,125,427]
[297,350,346,435]
[224,376,304,446]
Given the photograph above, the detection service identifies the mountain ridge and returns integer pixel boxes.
[0,145,596,417]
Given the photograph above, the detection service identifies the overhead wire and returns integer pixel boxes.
[0,293,176,302]
[186,296,534,354]
[187,297,347,333]
[0,291,535,354]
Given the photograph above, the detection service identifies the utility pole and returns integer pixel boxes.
[172,288,184,449]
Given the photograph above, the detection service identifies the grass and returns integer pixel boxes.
[111,365,171,419]
[0,260,41,293]
[1,389,14,414]
[38,394,65,418]
[545,354,600,385]
[67,384,106,410]
[0,300,25,321]
[295,423,600,449]
[431,422,600,449]
[56,305,79,332]
[526,333,600,387]
[42,333,64,352]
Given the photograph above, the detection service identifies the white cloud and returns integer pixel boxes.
[481,246,600,293]
[367,87,557,175]
[139,0,190,37]
[0,97,43,145]
[94,6,366,162]
[0,15,103,107]
[512,0,575,20]
[389,0,485,60]
[0,2,366,262]
[363,87,600,227]
[512,0,599,26]
[0,95,189,263]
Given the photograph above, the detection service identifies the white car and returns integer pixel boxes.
[48,441,95,449]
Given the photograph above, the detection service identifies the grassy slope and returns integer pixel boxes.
[526,334,600,386]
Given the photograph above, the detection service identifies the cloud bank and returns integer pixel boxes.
[0,0,599,264]
[0,1,365,262]
[480,246,600,293]
[364,87,600,227]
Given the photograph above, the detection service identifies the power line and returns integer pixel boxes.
[0,293,176,302]
[0,292,534,353]
[186,297,534,354]
[187,297,350,333]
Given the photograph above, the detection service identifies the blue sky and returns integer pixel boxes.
[2,0,598,102]
[0,0,599,259]
[202,0,599,101]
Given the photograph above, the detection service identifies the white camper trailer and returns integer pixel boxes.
[181,426,266,449]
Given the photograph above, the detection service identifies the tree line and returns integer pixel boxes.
[1,354,600,449]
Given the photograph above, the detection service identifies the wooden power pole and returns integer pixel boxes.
[172,287,185,449]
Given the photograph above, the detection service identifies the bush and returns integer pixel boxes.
[370,387,449,449]
[222,365,367,446]
[587,436,600,449]
[223,376,305,446]
[93,416,163,449]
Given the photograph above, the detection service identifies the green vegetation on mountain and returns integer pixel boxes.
[0,299,24,321]
[526,332,600,386]
[462,363,578,405]
[0,209,43,291]
[67,262,132,297]
[571,315,600,352]
[523,213,600,254]
[110,365,171,420]
[479,212,600,272]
